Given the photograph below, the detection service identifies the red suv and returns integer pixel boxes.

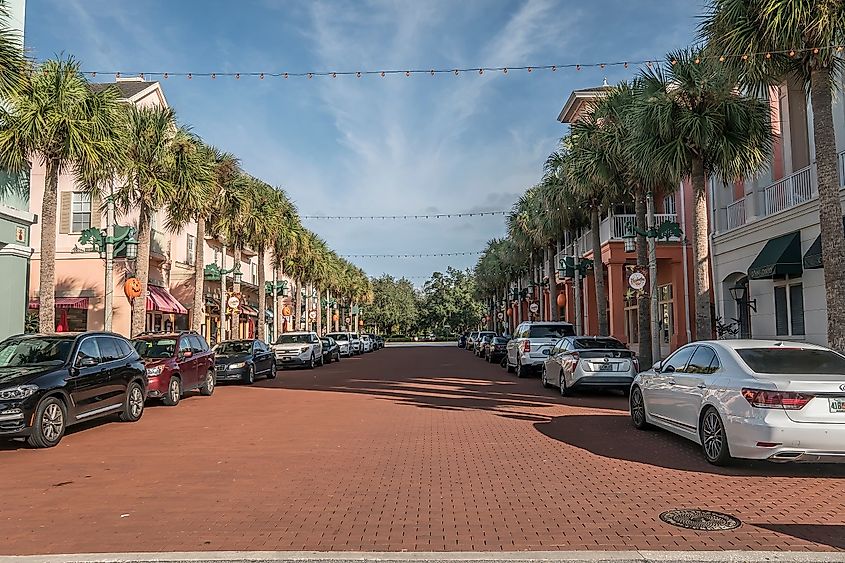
[132,331,215,406]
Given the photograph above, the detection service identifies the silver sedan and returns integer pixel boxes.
[630,339,845,465]
[541,336,637,396]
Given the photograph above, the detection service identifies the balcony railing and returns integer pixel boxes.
[726,198,746,230]
[763,164,816,216]
[574,212,680,256]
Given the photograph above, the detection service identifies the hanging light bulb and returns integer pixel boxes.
[356,71,361,78]
[332,72,337,78]
[503,67,508,74]
[187,73,192,79]
[380,71,385,77]
[284,72,289,79]
[527,67,533,72]
[211,73,216,79]
[551,65,557,71]
[235,73,240,79]
[405,70,410,76]
[260,73,265,79]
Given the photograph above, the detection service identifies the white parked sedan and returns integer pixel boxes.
[630,340,845,465]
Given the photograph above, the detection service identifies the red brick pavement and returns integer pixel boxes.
[1,345,843,555]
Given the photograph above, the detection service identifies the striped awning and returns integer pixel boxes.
[239,304,258,317]
[146,285,188,314]
[28,297,90,310]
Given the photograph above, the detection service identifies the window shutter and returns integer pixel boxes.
[59,192,72,234]
[774,286,788,336]
[90,194,102,228]
[789,284,805,336]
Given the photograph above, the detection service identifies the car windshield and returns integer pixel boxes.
[573,338,627,350]
[276,334,311,344]
[328,333,348,341]
[528,325,575,338]
[133,338,177,359]
[0,337,73,367]
[737,348,845,374]
[216,341,252,355]
[493,337,509,344]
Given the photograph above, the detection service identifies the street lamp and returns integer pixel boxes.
[124,237,138,262]
[729,282,756,312]
[232,268,243,284]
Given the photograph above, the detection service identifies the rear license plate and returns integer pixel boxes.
[599,363,614,372]
[829,398,845,413]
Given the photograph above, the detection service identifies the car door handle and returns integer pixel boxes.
[667,378,676,385]
[696,383,707,389]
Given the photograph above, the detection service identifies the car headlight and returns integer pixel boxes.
[145,366,163,377]
[300,346,310,353]
[229,362,246,370]
[0,384,39,401]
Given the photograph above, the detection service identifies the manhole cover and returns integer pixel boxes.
[659,509,741,531]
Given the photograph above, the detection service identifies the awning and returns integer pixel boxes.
[147,286,188,314]
[748,231,803,279]
[803,218,845,269]
[239,304,258,317]
[28,297,89,310]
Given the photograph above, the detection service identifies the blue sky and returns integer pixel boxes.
[27,0,704,283]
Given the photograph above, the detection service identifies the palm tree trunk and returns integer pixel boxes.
[257,248,267,342]
[131,203,152,337]
[294,279,302,330]
[38,159,59,332]
[325,290,331,333]
[591,207,608,335]
[691,155,712,340]
[811,67,845,352]
[547,243,559,321]
[316,286,323,336]
[635,193,653,367]
[191,218,206,333]
[232,247,241,339]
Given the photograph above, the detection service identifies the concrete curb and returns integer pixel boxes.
[1,551,844,563]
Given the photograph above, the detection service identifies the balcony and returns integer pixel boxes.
[574,212,680,257]
[726,199,746,230]
[763,164,816,216]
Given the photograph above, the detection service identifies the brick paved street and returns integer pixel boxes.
[1,346,844,555]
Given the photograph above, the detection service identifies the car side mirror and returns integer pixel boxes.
[182,350,193,359]
[652,361,662,372]
[662,364,675,373]
[77,356,98,368]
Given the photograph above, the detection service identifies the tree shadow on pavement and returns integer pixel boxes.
[751,524,845,549]
[534,413,845,478]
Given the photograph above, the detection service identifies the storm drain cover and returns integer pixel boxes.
[660,509,741,531]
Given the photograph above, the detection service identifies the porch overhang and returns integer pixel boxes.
[748,231,802,279]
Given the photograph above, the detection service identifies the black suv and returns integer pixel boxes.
[0,332,147,448]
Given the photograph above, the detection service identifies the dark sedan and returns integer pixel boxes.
[320,337,342,364]
[0,332,147,448]
[484,336,509,363]
[213,339,276,384]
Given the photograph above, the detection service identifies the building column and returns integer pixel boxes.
[0,244,34,340]
[607,262,627,344]
[671,259,688,350]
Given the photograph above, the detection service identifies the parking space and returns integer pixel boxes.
[1,346,843,555]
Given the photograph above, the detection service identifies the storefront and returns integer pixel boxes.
[145,285,188,333]
[28,297,90,332]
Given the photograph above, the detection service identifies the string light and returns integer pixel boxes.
[76,46,844,82]
[340,251,484,258]
[301,210,509,220]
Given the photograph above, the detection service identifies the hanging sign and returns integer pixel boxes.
[529,303,539,314]
[497,312,504,320]
[282,305,292,316]
[309,310,317,320]
[227,294,241,310]
[628,272,647,291]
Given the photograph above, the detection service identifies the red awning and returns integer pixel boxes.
[28,297,89,310]
[239,304,258,317]
[146,286,188,314]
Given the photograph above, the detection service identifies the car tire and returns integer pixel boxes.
[27,396,67,449]
[163,376,182,406]
[700,407,732,466]
[506,358,515,373]
[516,360,528,378]
[541,366,551,388]
[244,365,255,385]
[308,354,315,369]
[629,386,651,429]
[559,372,570,396]
[318,353,325,366]
[120,382,145,422]
[266,362,277,379]
[200,370,216,395]
[335,351,341,362]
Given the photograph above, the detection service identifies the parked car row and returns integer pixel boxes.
[0,328,384,449]
[465,322,845,466]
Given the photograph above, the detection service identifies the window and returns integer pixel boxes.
[663,193,677,215]
[115,338,135,358]
[774,280,805,336]
[686,346,719,374]
[179,337,193,356]
[187,234,195,265]
[96,337,121,362]
[71,193,92,233]
[251,262,257,284]
[624,295,639,345]
[738,348,845,374]
[662,345,695,373]
[658,284,675,344]
[188,335,204,353]
[75,338,100,366]
[527,324,575,338]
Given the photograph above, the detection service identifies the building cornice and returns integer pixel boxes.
[0,204,37,225]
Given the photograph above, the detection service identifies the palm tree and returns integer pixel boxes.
[114,104,185,337]
[630,48,772,340]
[0,0,26,97]
[0,58,121,332]
[701,0,845,349]
[165,132,214,333]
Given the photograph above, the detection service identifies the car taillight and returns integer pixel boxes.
[741,388,813,410]
[522,341,530,353]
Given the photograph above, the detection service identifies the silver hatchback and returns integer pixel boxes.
[541,336,638,396]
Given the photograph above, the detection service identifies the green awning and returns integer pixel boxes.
[802,218,845,269]
[748,231,803,279]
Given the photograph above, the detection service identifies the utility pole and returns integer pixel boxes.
[647,191,661,363]
[220,244,227,343]
[103,185,115,332]
[272,267,278,343]
[572,236,583,336]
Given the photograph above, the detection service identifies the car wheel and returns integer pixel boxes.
[120,382,145,422]
[629,386,650,429]
[318,353,325,366]
[516,360,528,378]
[541,366,551,388]
[308,354,315,369]
[335,351,341,362]
[266,362,277,379]
[506,357,515,373]
[244,365,255,385]
[163,376,182,406]
[200,370,216,395]
[27,397,67,448]
[700,407,732,466]
[559,372,570,397]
